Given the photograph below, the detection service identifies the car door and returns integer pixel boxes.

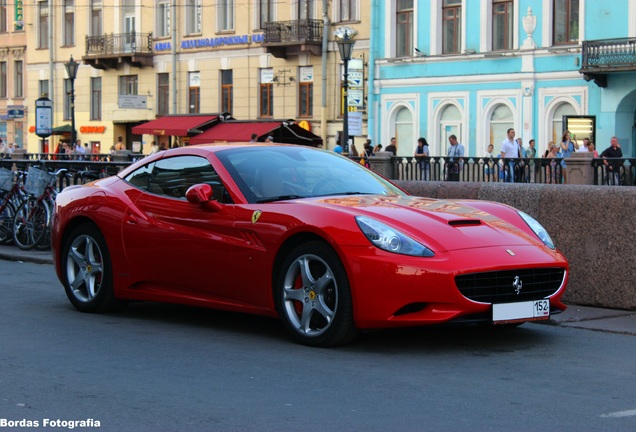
[121,155,243,299]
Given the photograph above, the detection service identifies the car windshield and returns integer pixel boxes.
[215,146,403,203]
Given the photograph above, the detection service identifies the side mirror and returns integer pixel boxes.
[185,183,222,212]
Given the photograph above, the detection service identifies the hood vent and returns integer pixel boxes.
[448,219,482,227]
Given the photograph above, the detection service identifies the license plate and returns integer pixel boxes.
[492,299,550,324]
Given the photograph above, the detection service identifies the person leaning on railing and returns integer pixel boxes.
[600,136,623,185]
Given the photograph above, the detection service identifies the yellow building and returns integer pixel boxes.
[0,0,27,149]
[24,1,369,155]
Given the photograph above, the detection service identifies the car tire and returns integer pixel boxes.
[61,223,120,313]
[276,241,358,347]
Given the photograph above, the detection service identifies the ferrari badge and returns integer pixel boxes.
[252,210,263,224]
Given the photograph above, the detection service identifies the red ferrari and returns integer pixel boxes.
[52,144,568,346]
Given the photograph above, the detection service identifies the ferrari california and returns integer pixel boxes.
[52,144,568,346]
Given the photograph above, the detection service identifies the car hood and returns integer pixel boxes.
[306,194,540,252]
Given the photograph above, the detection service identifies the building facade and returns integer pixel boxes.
[0,0,27,148]
[369,0,636,159]
[23,0,369,155]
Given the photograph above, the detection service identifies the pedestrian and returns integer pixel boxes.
[446,134,464,182]
[149,141,159,155]
[527,139,537,182]
[333,139,343,154]
[265,135,274,143]
[115,136,126,151]
[414,137,430,180]
[500,128,517,183]
[560,130,578,183]
[385,137,397,155]
[249,133,258,143]
[600,136,623,185]
[484,144,495,182]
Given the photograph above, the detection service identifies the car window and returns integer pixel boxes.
[216,146,402,203]
[124,155,232,203]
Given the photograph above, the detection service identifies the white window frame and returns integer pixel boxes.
[217,0,234,31]
[384,0,419,58]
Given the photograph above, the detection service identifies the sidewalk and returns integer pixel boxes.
[0,244,635,335]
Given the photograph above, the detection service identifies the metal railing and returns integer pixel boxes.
[355,156,636,186]
[581,38,636,72]
[263,19,323,44]
[85,32,153,56]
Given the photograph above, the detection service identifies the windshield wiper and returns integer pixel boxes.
[256,195,306,203]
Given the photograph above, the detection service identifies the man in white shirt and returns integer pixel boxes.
[500,128,518,182]
[577,137,590,152]
[446,135,464,181]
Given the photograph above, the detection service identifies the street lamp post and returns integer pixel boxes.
[64,56,79,151]
[335,27,356,154]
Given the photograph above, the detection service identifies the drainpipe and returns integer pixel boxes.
[320,0,329,146]
[367,1,376,143]
[171,0,177,115]
[49,1,54,126]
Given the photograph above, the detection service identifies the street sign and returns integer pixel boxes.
[348,111,363,136]
[35,97,53,138]
[348,71,363,88]
[347,89,364,107]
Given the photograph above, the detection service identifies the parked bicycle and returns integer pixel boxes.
[12,166,69,251]
[0,168,29,245]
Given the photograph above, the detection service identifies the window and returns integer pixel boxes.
[0,0,7,33]
[39,79,49,98]
[221,70,233,113]
[298,0,315,20]
[492,0,512,51]
[217,0,234,31]
[258,0,274,29]
[396,0,413,57]
[156,0,171,38]
[185,0,201,35]
[90,0,102,36]
[91,77,101,120]
[339,0,357,22]
[553,0,579,45]
[260,69,273,117]
[157,73,169,115]
[13,61,23,98]
[442,0,461,54]
[119,75,138,95]
[64,0,75,46]
[38,1,49,49]
[299,66,313,117]
[489,105,513,149]
[64,79,71,120]
[0,62,6,98]
[124,156,229,203]
[552,103,576,143]
[188,72,200,114]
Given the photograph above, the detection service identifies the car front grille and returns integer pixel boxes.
[455,268,566,304]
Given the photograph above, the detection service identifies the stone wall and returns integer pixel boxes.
[394,181,636,311]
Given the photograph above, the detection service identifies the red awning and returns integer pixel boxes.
[189,122,280,145]
[132,115,218,137]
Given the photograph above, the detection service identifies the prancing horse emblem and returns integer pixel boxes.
[513,276,523,295]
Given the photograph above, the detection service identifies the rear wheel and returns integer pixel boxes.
[12,199,48,250]
[276,241,358,347]
[61,223,120,313]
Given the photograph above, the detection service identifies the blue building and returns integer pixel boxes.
[368,0,636,159]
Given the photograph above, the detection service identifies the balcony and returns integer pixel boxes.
[83,32,153,70]
[263,19,323,58]
[580,38,636,88]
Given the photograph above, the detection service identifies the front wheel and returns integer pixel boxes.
[275,241,358,347]
[61,223,120,313]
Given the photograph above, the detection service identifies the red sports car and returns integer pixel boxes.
[52,144,568,346]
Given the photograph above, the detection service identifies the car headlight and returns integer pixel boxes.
[355,216,434,257]
[518,211,555,249]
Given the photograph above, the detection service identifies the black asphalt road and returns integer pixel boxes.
[1,260,635,432]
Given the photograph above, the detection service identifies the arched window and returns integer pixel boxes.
[395,107,414,156]
[490,104,513,154]
[440,104,462,155]
[552,103,576,144]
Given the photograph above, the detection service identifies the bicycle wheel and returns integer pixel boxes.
[35,199,54,251]
[12,198,49,250]
[0,200,15,245]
